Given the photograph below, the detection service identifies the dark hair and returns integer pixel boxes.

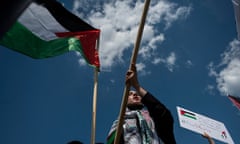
[67,140,83,144]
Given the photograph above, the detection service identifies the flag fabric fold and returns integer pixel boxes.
[0,0,100,68]
[228,95,240,110]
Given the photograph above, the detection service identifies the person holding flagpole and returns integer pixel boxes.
[107,64,176,144]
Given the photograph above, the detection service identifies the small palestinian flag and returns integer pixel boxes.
[180,109,197,120]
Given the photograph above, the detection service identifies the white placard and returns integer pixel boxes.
[177,106,234,144]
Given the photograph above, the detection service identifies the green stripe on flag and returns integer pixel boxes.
[183,113,196,120]
[0,22,82,59]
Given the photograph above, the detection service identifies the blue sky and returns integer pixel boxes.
[0,0,240,144]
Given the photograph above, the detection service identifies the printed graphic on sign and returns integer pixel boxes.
[177,106,234,144]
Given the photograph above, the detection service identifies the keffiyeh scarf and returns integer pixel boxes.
[108,107,160,144]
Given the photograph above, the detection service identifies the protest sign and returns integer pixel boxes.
[177,106,234,144]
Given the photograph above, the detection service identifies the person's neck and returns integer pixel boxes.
[127,104,144,110]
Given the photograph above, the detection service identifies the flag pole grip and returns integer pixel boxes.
[113,0,151,143]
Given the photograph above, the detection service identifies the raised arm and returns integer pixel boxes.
[126,63,176,144]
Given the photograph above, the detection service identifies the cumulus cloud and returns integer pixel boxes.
[208,39,240,97]
[72,0,191,72]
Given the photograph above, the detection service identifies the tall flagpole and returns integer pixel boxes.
[91,38,100,144]
[113,0,151,143]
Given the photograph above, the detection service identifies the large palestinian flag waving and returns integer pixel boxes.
[0,0,100,68]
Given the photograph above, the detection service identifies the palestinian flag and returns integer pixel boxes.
[180,109,196,120]
[0,0,100,68]
[228,95,240,110]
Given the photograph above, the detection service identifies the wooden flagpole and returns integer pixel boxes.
[113,0,151,143]
[90,66,98,144]
[90,67,98,144]
[91,38,100,144]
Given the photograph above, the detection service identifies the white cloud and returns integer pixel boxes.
[208,39,240,97]
[151,52,177,72]
[136,62,146,72]
[166,52,177,72]
[220,39,240,65]
[136,62,151,76]
[110,79,115,84]
[72,0,191,72]
[217,58,240,96]
[166,52,176,65]
[164,5,191,29]
[78,58,87,66]
[208,62,218,77]
[205,84,216,95]
[147,0,191,29]
[185,60,193,68]
[152,58,164,65]
[139,33,165,59]
[75,52,87,66]
[72,0,80,13]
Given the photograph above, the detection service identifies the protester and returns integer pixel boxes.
[107,64,176,144]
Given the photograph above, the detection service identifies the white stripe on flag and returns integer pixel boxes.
[19,3,68,41]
